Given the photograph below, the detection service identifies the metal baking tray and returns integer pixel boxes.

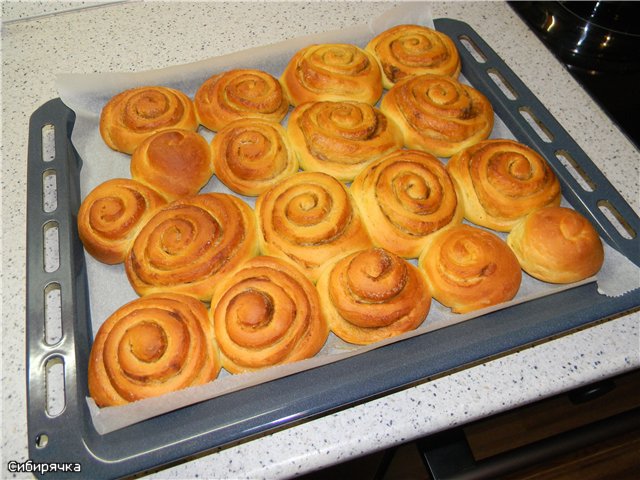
[26,18,640,479]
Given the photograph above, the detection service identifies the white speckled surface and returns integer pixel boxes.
[2,2,639,479]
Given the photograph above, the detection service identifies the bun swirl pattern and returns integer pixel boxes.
[131,129,213,201]
[88,293,221,407]
[211,118,298,196]
[447,139,562,231]
[381,74,493,157]
[210,256,328,373]
[281,43,383,106]
[366,24,461,88]
[99,86,198,154]
[317,248,431,345]
[350,149,463,258]
[418,224,522,313]
[256,171,372,282]
[78,178,166,264]
[125,193,258,301]
[288,101,403,182]
[195,69,289,132]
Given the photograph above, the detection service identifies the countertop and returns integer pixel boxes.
[2,1,639,479]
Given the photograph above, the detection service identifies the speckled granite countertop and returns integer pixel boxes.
[2,1,639,479]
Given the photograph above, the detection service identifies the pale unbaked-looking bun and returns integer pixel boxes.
[418,224,522,314]
[287,100,403,182]
[99,86,198,154]
[380,73,493,157]
[317,247,431,345]
[507,206,604,283]
[447,139,562,232]
[130,129,213,201]
[281,43,383,106]
[366,24,461,89]
[195,69,289,132]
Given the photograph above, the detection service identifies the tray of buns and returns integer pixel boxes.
[26,15,640,479]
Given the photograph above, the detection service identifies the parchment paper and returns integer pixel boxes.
[55,3,639,434]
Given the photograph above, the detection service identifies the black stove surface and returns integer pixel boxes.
[510,1,640,150]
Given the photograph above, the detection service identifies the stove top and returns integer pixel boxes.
[510,1,640,149]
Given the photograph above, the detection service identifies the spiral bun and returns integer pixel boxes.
[287,101,403,182]
[317,247,431,345]
[350,149,463,258]
[125,193,258,301]
[99,86,198,154]
[447,139,562,231]
[211,118,298,196]
[88,292,221,407]
[195,69,289,132]
[381,74,493,157]
[507,206,604,283]
[256,171,372,282]
[281,43,383,106]
[418,224,522,314]
[210,255,328,373]
[78,178,166,264]
[130,129,213,201]
[366,24,461,89]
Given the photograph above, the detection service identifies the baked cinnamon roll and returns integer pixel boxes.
[78,178,166,264]
[125,193,258,301]
[350,149,463,258]
[99,86,198,154]
[447,139,562,231]
[210,256,328,373]
[255,171,372,282]
[211,118,298,196]
[381,74,493,157]
[366,24,461,89]
[88,292,221,407]
[281,43,383,106]
[195,69,289,132]
[317,247,431,345]
[287,100,403,182]
[418,224,522,314]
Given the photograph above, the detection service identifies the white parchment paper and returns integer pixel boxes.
[55,3,639,434]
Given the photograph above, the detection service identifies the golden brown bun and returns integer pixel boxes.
[88,292,221,407]
[255,171,373,283]
[99,86,198,154]
[507,206,604,283]
[125,193,258,301]
[350,149,463,258]
[447,139,562,232]
[194,69,289,132]
[287,101,403,182]
[130,129,213,201]
[380,74,493,157]
[211,118,298,196]
[317,247,431,345]
[366,24,461,89]
[418,224,522,313]
[78,178,166,264]
[210,255,329,373]
[281,43,383,106]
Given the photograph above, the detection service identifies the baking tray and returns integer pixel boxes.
[26,18,640,479]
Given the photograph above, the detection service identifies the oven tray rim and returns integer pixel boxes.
[25,17,640,479]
